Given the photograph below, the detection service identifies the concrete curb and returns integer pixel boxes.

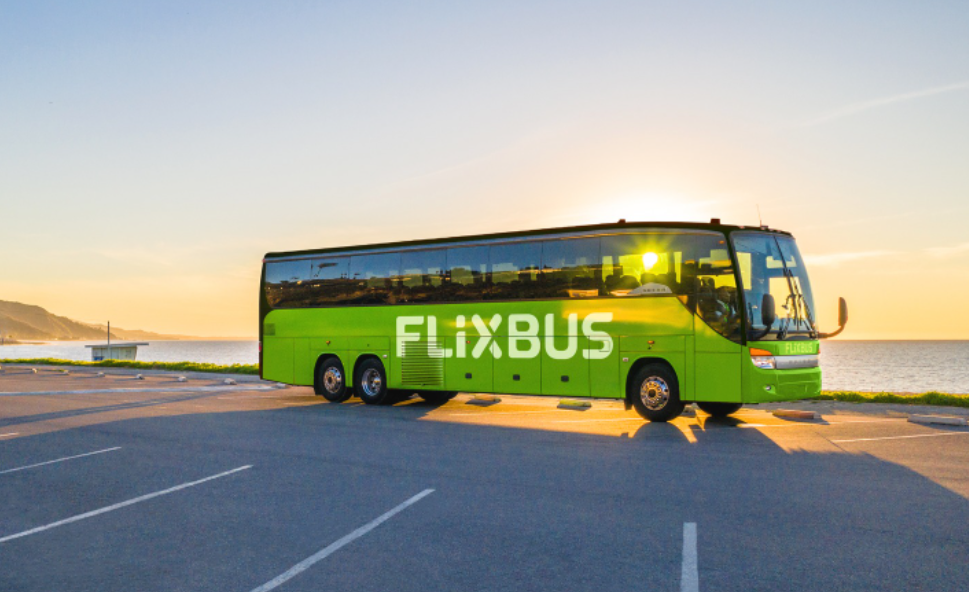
[557,399,591,409]
[0,363,268,384]
[467,394,501,406]
[773,409,820,420]
[908,414,969,427]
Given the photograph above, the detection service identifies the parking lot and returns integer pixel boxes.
[2,366,968,591]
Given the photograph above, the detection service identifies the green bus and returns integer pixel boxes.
[259,219,846,421]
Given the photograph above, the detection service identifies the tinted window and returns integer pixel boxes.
[400,249,446,303]
[601,234,693,297]
[347,253,401,304]
[541,238,600,298]
[695,234,741,342]
[489,241,542,300]
[265,260,313,308]
[308,257,351,305]
[443,246,489,301]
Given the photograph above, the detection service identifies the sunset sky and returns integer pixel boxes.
[2,1,967,339]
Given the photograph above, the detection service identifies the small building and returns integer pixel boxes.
[85,342,149,361]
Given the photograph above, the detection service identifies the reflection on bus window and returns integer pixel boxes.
[695,236,742,343]
[401,250,445,303]
[489,241,542,300]
[542,237,600,298]
[443,246,489,301]
[600,234,691,297]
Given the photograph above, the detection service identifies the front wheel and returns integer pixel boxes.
[630,364,684,422]
[355,358,392,405]
[316,357,351,402]
[697,402,742,417]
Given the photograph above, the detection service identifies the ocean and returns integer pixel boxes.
[1,340,967,394]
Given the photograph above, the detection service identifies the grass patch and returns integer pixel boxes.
[0,358,258,375]
[816,390,969,409]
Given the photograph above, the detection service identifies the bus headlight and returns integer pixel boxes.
[750,348,776,370]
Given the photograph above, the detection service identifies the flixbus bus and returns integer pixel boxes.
[259,219,847,421]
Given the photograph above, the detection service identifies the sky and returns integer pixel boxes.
[1,1,967,339]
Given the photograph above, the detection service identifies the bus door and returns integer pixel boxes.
[693,236,743,403]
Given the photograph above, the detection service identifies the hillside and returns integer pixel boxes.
[0,300,195,341]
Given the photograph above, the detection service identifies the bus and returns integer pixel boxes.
[259,219,847,421]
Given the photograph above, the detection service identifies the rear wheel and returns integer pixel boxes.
[315,357,350,403]
[697,402,743,417]
[355,358,392,405]
[630,364,684,422]
[418,390,458,404]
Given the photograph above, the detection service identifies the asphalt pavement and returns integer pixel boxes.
[1,366,968,591]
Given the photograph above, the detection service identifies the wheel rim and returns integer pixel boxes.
[323,367,343,394]
[640,376,670,410]
[361,368,382,397]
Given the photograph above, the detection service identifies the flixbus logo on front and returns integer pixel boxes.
[396,313,614,360]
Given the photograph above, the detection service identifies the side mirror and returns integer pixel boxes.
[761,293,776,327]
[820,297,848,339]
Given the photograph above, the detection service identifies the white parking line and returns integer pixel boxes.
[0,433,19,438]
[249,489,435,592]
[738,419,907,429]
[0,465,252,544]
[832,432,969,443]
[682,522,699,592]
[0,447,122,476]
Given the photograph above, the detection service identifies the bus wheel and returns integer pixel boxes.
[356,359,391,405]
[317,357,350,403]
[697,402,742,417]
[630,364,684,422]
[418,390,457,405]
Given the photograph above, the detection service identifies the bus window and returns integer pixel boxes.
[309,257,351,305]
[348,253,401,305]
[444,246,490,301]
[695,235,742,342]
[489,241,542,300]
[601,234,691,297]
[541,237,601,298]
[400,249,446,303]
[265,260,313,308]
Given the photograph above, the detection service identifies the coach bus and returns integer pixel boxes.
[259,220,847,421]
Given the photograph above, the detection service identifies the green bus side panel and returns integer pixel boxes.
[694,321,741,402]
[590,346,620,398]
[542,336,589,396]
[265,298,698,399]
[444,336,493,393]
[494,337,543,395]
[262,336,294,383]
[293,338,313,386]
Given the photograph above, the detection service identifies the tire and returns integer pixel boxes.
[418,390,458,405]
[355,358,392,405]
[697,402,743,417]
[315,357,351,403]
[630,363,684,422]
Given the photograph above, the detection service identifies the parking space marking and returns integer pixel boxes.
[0,433,19,438]
[832,432,969,443]
[0,447,122,476]
[0,465,252,544]
[682,522,698,592]
[249,489,435,592]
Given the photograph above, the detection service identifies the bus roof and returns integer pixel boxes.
[264,219,793,260]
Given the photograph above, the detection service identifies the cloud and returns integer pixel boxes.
[803,250,895,267]
[925,242,969,258]
[796,81,969,128]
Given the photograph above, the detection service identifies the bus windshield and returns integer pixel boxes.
[732,232,817,341]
